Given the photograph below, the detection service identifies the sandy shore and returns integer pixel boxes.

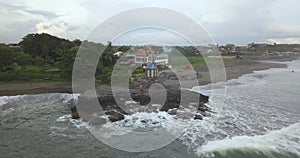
[162,59,288,88]
[0,82,72,96]
[0,56,297,96]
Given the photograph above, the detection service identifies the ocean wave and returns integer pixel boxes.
[0,95,27,106]
[0,93,80,111]
[196,122,300,158]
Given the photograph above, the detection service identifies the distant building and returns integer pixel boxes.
[262,50,269,56]
[118,54,135,65]
[8,43,22,51]
[113,51,123,57]
[135,49,169,65]
[118,48,169,66]
[247,42,269,52]
[236,46,247,52]
[154,53,168,65]
[135,49,149,64]
[224,44,236,52]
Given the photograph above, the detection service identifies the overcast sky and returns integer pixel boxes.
[0,0,300,45]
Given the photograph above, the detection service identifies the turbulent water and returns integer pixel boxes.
[1,60,300,158]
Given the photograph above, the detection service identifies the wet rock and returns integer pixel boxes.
[167,108,177,115]
[76,87,210,123]
[105,111,125,122]
[70,106,80,119]
[152,121,159,125]
[160,89,209,112]
[194,113,203,120]
[140,120,147,123]
[130,93,151,105]
[198,103,209,112]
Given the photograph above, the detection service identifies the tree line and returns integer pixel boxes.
[0,33,130,83]
[0,33,211,83]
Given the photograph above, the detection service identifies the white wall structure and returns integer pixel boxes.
[154,54,168,65]
[135,56,149,64]
[113,51,123,57]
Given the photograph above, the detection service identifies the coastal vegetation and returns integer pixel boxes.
[0,33,122,83]
[1,33,299,84]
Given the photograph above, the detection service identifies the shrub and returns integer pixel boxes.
[34,56,46,67]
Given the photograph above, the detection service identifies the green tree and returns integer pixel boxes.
[72,39,82,46]
[41,44,49,64]
[19,33,73,63]
[102,41,118,66]
[34,56,46,67]
[14,52,33,70]
[0,44,14,71]
[56,46,78,79]
[118,45,131,53]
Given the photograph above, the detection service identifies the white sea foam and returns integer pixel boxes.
[0,93,80,110]
[98,111,177,138]
[56,114,73,122]
[61,93,80,103]
[57,114,89,129]
[0,95,27,106]
[49,131,68,137]
[88,108,217,149]
[196,122,300,156]
[49,126,67,131]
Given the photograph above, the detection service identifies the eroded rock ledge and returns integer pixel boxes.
[72,88,210,124]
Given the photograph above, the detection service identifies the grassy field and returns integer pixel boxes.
[0,65,67,84]
[170,56,235,69]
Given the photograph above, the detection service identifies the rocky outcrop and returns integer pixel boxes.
[194,113,203,120]
[74,87,210,123]
[70,105,80,119]
[105,111,125,122]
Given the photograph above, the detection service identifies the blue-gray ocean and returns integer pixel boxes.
[1,60,299,158]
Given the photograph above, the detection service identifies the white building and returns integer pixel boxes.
[154,54,168,65]
[135,49,149,64]
[113,51,123,57]
[119,49,169,66]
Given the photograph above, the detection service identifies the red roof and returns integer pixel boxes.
[137,49,146,56]
[262,50,269,56]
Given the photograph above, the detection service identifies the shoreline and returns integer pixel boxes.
[0,56,297,96]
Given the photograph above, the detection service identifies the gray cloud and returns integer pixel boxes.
[0,1,62,20]
[74,0,300,45]
[23,9,62,19]
[201,0,300,44]
[0,0,299,45]
[0,1,65,42]
[0,20,40,43]
[0,2,26,10]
